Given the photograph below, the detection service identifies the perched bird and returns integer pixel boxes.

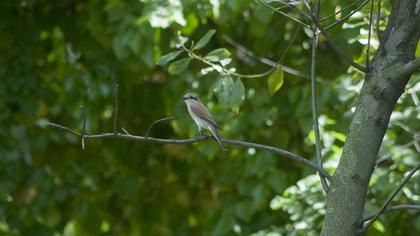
[182,92,227,151]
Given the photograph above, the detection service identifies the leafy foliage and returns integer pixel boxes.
[0,0,418,235]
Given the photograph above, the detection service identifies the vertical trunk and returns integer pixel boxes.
[321,1,420,235]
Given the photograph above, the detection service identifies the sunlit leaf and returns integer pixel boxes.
[214,77,245,112]
[373,221,386,233]
[168,58,191,74]
[193,29,216,50]
[268,68,284,95]
[204,48,231,62]
[230,79,245,112]
[157,50,183,65]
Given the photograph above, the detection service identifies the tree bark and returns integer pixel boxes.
[321,0,420,235]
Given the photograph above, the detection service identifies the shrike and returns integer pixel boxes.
[182,92,227,151]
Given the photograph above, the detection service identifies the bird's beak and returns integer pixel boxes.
[182,97,187,100]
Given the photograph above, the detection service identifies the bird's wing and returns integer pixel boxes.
[190,101,222,130]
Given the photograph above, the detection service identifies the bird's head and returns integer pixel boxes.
[182,92,199,102]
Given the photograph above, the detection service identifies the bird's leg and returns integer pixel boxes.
[194,126,203,137]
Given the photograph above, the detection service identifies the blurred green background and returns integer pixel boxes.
[0,0,419,235]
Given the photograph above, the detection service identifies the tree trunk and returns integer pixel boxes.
[321,0,420,235]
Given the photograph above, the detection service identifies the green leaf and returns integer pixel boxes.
[168,58,191,74]
[212,211,235,235]
[213,77,245,112]
[157,50,183,65]
[213,76,234,105]
[416,40,420,57]
[252,183,269,203]
[230,79,245,112]
[204,48,231,62]
[268,68,284,95]
[234,200,256,222]
[193,29,216,50]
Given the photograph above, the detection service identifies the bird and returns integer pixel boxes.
[182,92,227,151]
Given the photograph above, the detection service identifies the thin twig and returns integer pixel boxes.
[366,0,374,68]
[360,163,420,232]
[145,116,175,138]
[182,43,273,79]
[311,0,329,193]
[277,0,368,72]
[375,141,414,167]
[256,0,312,29]
[113,83,119,134]
[121,127,130,135]
[45,121,331,178]
[376,0,381,43]
[324,0,370,31]
[279,26,301,63]
[308,6,368,72]
[223,35,311,79]
[363,204,420,222]
[45,122,80,136]
[80,105,87,150]
[320,0,366,22]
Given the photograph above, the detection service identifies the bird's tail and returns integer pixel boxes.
[209,126,228,151]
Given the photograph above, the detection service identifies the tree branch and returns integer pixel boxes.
[366,0,375,68]
[376,0,382,42]
[323,0,370,31]
[223,35,311,80]
[80,105,87,150]
[400,58,420,76]
[360,163,420,232]
[145,116,175,138]
[256,0,312,29]
[282,0,368,72]
[113,83,119,134]
[363,204,420,222]
[311,13,368,72]
[319,0,366,22]
[45,121,331,179]
[311,0,329,193]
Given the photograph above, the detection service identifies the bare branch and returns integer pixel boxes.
[223,35,311,79]
[121,127,130,135]
[45,121,331,179]
[181,43,273,79]
[380,0,399,45]
[283,0,368,72]
[45,122,80,136]
[376,0,381,42]
[312,16,368,72]
[80,105,87,150]
[311,0,329,193]
[400,58,420,76]
[363,204,420,222]
[256,0,312,29]
[361,163,420,232]
[366,0,374,68]
[113,83,119,134]
[320,0,366,22]
[145,116,175,138]
[375,141,414,167]
[323,0,370,31]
